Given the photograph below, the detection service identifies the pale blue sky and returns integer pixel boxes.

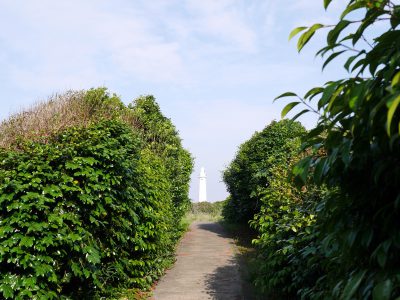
[0,0,350,201]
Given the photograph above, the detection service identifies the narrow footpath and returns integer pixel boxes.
[151,222,244,300]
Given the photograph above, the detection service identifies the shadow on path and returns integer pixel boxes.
[199,222,260,300]
[152,221,259,299]
[197,222,230,238]
[204,262,244,300]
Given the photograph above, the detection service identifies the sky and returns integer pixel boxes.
[0,0,350,202]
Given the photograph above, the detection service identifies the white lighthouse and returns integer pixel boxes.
[198,167,207,202]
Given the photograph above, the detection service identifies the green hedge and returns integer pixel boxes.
[222,120,306,223]
[129,96,193,230]
[222,119,327,298]
[271,0,400,298]
[224,1,400,298]
[249,156,325,298]
[0,89,193,299]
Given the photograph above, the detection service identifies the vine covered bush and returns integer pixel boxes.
[223,0,400,299]
[249,156,325,298]
[222,120,306,224]
[277,0,400,298]
[129,96,193,233]
[0,89,193,299]
[223,119,324,298]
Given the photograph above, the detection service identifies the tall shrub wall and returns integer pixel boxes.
[0,89,193,299]
[222,119,306,223]
[129,96,193,237]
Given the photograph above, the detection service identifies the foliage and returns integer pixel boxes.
[222,120,306,224]
[129,96,193,230]
[276,0,400,298]
[0,89,193,299]
[222,118,324,298]
[249,156,325,298]
[190,201,225,216]
[0,88,130,150]
[184,201,225,223]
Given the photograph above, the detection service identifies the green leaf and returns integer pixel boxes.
[293,157,312,183]
[313,157,327,184]
[85,247,101,264]
[281,102,301,118]
[327,20,351,46]
[351,58,366,73]
[324,0,332,9]
[352,9,385,45]
[377,246,388,267]
[341,2,364,19]
[373,279,392,300]
[392,71,400,88]
[316,44,337,57]
[341,270,366,300]
[318,81,341,110]
[65,162,81,170]
[19,236,34,248]
[322,50,346,70]
[274,92,298,102]
[289,26,308,41]
[291,109,310,121]
[386,94,400,136]
[307,125,325,139]
[344,50,366,72]
[1,284,14,299]
[297,24,324,52]
[390,7,400,28]
[71,262,83,276]
[304,87,324,100]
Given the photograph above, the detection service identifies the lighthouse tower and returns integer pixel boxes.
[198,167,207,202]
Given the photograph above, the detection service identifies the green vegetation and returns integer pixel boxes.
[0,88,193,299]
[184,201,225,223]
[222,119,306,224]
[223,1,400,298]
[222,119,322,298]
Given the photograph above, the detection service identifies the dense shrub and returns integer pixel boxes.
[249,156,325,298]
[276,0,400,299]
[222,119,326,298]
[222,120,306,223]
[129,96,193,230]
[221,1,400,299]
[276,0,400,298]
[0,89,193,299]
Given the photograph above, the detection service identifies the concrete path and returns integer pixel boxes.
[151,222,244,300]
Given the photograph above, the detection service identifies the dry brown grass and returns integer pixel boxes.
[0,89,139,150]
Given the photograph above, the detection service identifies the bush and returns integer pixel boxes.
[249,157,325,298]
[222,120,306,223]
[222,119,326,298]
[129,96,193,232]
[277,0,400,298]
[0,89,193,299]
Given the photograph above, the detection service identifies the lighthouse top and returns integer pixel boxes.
[199,167,206,178]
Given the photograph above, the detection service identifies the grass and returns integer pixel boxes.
[183,211,222,223]
[183,201,225,223]
[0,88,138,150]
